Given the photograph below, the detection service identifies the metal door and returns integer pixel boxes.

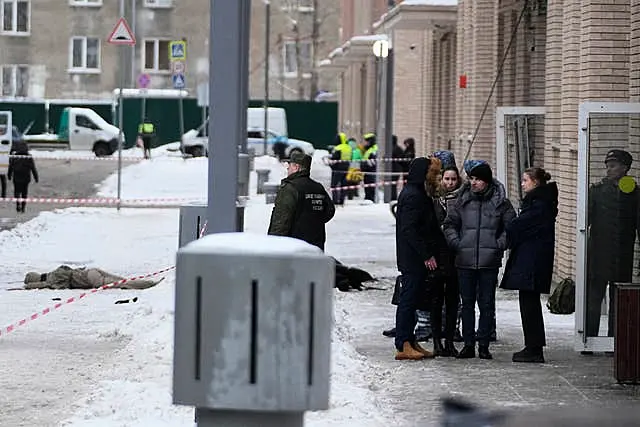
[496,107,546,211]
[576,102,640,352]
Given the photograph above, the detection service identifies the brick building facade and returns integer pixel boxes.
[323,0,640,283]
[0,0,340,100]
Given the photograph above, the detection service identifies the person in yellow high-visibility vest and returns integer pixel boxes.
[362,133,378,202]
[137,118,156,159]
[330,132,352,205]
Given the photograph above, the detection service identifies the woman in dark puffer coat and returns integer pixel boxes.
[500,167,558,363]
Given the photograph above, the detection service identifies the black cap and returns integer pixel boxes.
[289,151,312,170]
[605,149,633,167]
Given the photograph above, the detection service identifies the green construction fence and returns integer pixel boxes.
[0,98,337,150]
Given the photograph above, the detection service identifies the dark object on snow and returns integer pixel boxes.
[382,327,396,338]
[52,297,61,301]
[333,258,376,291]
[115,297,139,305]
[440,396,640,426]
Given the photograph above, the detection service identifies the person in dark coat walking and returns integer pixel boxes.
[394,156,444,360]
[444,160,516,360]
[268,152,335,251]
[500,167,558,363]
[8,141,38,213]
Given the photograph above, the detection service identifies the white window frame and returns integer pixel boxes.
[68,36,101,73]
[143,0,172,8]
[68,0,102,7]
[0,65,30,97]
[142,38,171,73]
[282,40,313,78]
[0,0,31,35]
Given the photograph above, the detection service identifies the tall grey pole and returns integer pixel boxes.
[206,0,250,238]
[374,56,386,204]
[130,0,136,86]
[382,48,394,203]
[117,47,125,211]
[263,0,270,155]
[178,93,185,141]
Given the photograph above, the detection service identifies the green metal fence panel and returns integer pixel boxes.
[247,100,338,150]
[0,102,47,134]
[117,97,202,149]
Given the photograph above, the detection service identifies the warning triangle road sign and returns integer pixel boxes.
[108,17,136,46]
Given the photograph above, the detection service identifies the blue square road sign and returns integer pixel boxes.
[172,73,186,89]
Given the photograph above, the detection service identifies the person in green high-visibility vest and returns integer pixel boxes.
[137,117,156,159]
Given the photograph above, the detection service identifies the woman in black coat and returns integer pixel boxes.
[500,167,558,363]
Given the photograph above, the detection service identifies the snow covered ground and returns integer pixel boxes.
[0,144,598,427]
[0,147,396,426]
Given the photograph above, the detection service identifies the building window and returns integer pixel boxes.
[143,39,170,72]
[282,41,312,77]
[1,0,30,35]
[69,37,101,72]
[143,0,172,8]
[0,65,29,97]
[69,0,102,6]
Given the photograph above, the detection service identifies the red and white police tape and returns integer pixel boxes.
[0,196,205,207]
[329,179,406,192]
[0,266,176,338]
[9,154,201,162]
[323,157,413,165]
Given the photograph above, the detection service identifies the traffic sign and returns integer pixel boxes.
[169,40,187,61]
[137,73,150,89]
[107,17,136,46]
[171,60,186,74]
[172,73,186,89]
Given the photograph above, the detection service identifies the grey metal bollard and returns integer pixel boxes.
[173,233,334,427]
[247,147,256,171]
[178,202,208,248]
[256,168,271,194]
[264,182,279,204]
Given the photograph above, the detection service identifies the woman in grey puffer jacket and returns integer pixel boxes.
[443,160,516,360]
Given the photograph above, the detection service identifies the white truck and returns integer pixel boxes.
[181,107,314,159]
[20,107,121,156]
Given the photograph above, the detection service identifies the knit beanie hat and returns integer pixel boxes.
[464,159,493,183]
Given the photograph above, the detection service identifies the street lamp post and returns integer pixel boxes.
[372,38,394,203]
[263,0,271,155]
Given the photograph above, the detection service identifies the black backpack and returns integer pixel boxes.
[547,278,575,314]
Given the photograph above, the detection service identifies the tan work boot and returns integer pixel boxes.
[412,341,436,358]
[395,341,426,360]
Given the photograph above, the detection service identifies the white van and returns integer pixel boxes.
[247,107,288,137]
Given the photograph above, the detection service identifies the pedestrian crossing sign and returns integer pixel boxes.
[172,73,186,89]
[170,40,187,61]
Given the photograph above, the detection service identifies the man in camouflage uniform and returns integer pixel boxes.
[268,152,335,251]
[23,265,162,290]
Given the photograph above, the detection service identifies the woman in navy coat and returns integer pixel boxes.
[500,167,558,363]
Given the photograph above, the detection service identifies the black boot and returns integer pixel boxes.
[440,340,459,357]
[456,345,475,359]
[433,339,444,357]
[382,327,396,338]
[512,347,544,363]
[478,345,493,360]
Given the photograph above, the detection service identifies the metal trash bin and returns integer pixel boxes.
[173,233,334,426]
[264,182,279,204]
[614,283,640,384]
[256,169,271,194]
